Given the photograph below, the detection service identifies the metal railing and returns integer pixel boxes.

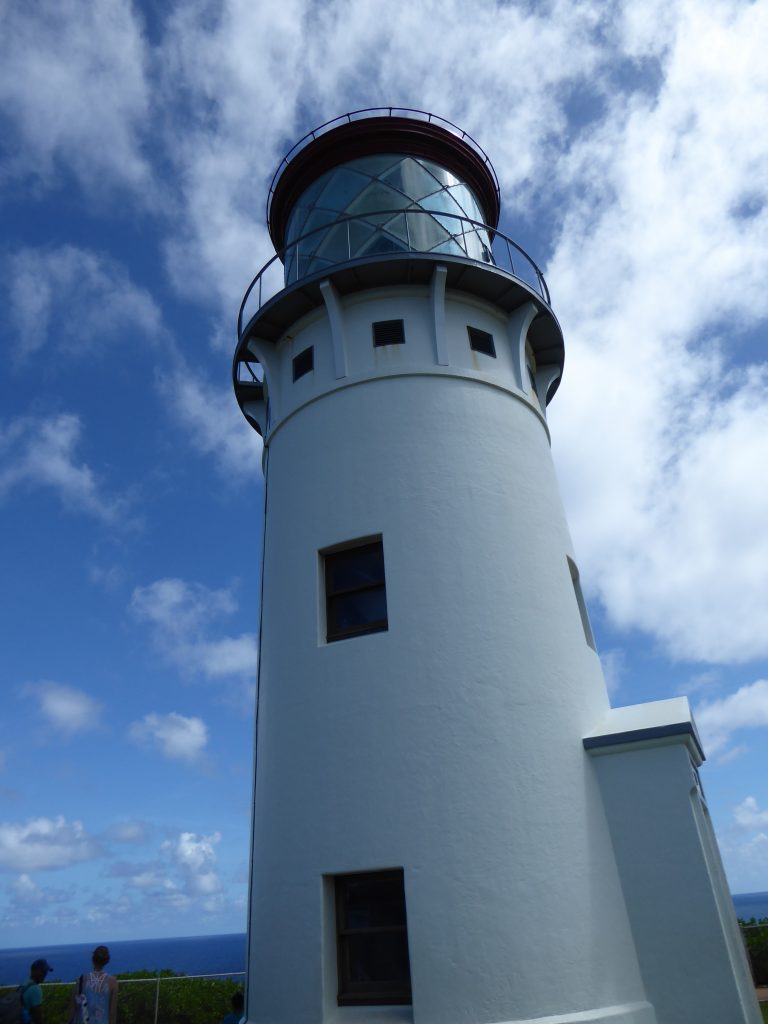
[4,971,246,1024]
[267,107,501,228]
[238,209,550,340]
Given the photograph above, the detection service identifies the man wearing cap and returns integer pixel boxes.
[21,959,53,1024]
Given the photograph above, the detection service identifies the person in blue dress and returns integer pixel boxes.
[20,958,53,1024]
[69,946,118,1024]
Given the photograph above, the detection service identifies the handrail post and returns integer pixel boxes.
[154,976,160,1024]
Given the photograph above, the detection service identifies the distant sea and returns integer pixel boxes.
[3,893,768,987]
[732,891,768,922]
[0,932,246,987]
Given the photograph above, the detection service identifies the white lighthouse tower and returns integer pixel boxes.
[234,110,760,1024]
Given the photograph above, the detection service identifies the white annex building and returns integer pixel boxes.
[233,109,761,1024]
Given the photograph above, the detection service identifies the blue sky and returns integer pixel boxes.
[1,0,767,948]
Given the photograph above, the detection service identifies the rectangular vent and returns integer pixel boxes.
[373,319,405,347]
[467,326,496,357]
[292,345,314,381]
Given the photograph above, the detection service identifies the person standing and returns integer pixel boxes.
[222,990,244,1024]
[70,946,118,1024]
[21,958,53,1024]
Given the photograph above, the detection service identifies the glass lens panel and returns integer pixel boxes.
[446,183,484,221]
[348,181,409,216]
[405,211,451,251]
[418,158,459,189]
[464,227,491,261]
[349,219,377,256]
[328,589,387,634]
[345,932,410,988]
[360,232,408,257]
[314,222,352,262]
[380,212,409,245]
[297,207,344,245]
[357,210,400,226]
[342,875,406,928]
[326,544,384,592]
[315,167,372,214]
[346,154,401,177]
[430,238,468,257]
[380,157,447,202]
[286,204,311,244]
[419,188,466,220]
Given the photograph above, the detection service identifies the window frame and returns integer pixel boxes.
[334,869,412,1007]
[372,319,406,347]
[323,538,388,643]
[467,325,496,357]
[292,345,314,381]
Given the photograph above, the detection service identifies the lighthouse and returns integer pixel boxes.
[233,109,760,1024]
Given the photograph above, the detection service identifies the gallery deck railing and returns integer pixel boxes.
[237,209,551,341]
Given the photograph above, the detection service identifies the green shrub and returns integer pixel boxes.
[740,918,768,987]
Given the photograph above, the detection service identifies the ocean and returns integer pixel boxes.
[0,932,246,987]
[2,891,768,987]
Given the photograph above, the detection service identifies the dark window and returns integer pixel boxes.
[324,539,388,642]
[293,346,314,381]
[467,325,496,357]
[335,870,412,1006]
[372,319,405,347]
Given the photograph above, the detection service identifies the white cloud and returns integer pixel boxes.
[0,413,124,521]
[195,634,260,679]
[105,820,150,845]
[546,0,768,663]
[10,873,46,905]
[7,246,163,361]
[0,817,98,872]
[677,671,721,697]
[0,0,151,194]
[155,0,611,314]
[89,564,127,593]
[128,712,209,763]
[599,649,625,696]
[132,577,236,633]
[734,797,768,830]
[162,831,222,897]
[694,680,768,757]
[130,577,257,682]
[22,681,103,735]
[715,744,748,766]
[146,0,768,670]
[157,364,262,478]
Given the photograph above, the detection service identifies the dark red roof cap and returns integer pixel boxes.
[267,111,501,251]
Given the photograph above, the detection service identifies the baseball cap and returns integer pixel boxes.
[30,959,53,974]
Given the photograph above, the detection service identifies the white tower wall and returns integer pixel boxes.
[246,285,654,1024]
[236,112,761,1024]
